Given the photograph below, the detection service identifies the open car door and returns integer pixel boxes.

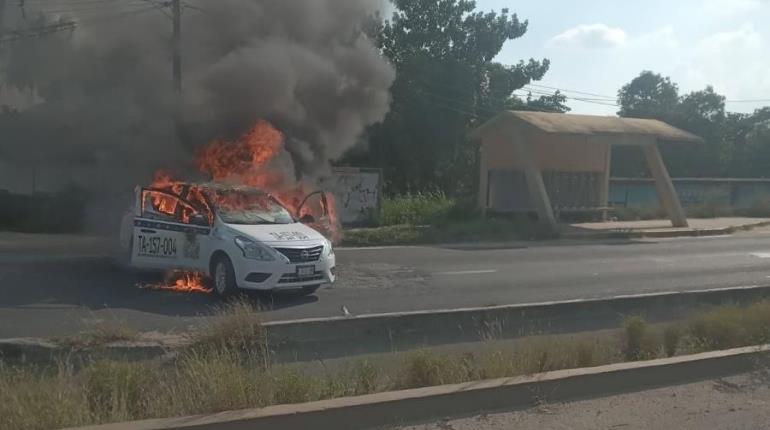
[296,190,340,243]
[131,188,211,270]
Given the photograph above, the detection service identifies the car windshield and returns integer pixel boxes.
[204,187,294,225]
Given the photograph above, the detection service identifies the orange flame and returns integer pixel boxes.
[140,271,212,294]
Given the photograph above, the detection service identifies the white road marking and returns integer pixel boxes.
[435,269,498,276]
[336,246,413,251]
[751,253,770,258]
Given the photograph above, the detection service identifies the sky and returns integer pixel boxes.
[476,0,770,115]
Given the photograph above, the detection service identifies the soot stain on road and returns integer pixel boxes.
[334,263,429,290]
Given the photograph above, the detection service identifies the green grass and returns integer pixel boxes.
[345,193,556,246]
[343,217,556,246]
[378,192,456,226]
[7,301,770,429]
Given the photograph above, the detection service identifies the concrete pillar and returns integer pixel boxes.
[598,143,612,220]
[643,143,688,228]
[513,138,557,228]
[478,142,488,215]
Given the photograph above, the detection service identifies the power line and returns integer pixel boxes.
[527,83,616,100]
[522,87,620,107]
[27,1,149,14]
[725,99,770,103]
[0,19,75,43]
[529,82,770,106]
[0,2,161,42]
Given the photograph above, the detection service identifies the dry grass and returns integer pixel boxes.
[622,316,661,360]
[54,320,139,349]
[6,301,770,430]
[0,331,623,430]
[687,301,770,351]
[186,298,269,368]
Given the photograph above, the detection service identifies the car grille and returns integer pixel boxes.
[274,246,323,263]
[278,272,324,284]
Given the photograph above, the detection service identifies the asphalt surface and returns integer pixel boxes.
[4,230,770,337]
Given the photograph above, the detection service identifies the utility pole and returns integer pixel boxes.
[171,0,181,94]
[0,0,7,36]
[170,0,183,149]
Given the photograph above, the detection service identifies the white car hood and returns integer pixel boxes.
[224,222,326,247]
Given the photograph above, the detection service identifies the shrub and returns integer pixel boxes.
[687,305,747,351]
[623,316,659,360]
[663,326,681,357]
[379,192,455,226]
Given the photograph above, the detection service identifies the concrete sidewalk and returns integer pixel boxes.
[566,217,770,239]
[397,372,770,430]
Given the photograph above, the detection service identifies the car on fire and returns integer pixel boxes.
[119,182,336,296]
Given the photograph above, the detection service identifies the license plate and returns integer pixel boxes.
[296,265,315,277]
[136,234,177,258]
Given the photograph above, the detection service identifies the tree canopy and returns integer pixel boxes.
[614,70,770,179]
[349,0,566,196]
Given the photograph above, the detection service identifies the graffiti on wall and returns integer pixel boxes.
[328,168,382,225]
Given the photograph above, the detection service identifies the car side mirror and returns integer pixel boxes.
[190,214,209,226]
[299,214,316,224]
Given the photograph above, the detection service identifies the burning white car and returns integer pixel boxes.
[119,182,336,296]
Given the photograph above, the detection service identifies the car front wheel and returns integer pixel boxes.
[212,255,238,297]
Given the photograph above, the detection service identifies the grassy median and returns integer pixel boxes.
[3,299,770,430]
[341,192,558,247]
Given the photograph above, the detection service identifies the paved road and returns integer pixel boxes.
[396,373,770,430]
[4,230,770,337]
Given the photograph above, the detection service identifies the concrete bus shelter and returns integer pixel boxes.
[470,111,703,229]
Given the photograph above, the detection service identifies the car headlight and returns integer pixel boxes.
[324,239,334,257]
[234,236,275,261]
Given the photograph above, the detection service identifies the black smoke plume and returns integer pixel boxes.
[0,0,394,190]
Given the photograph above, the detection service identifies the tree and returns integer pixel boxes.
[356,0,554,195]
[615,71,770,179]
[737,108,770,177]
[615,72,726,177]
[670,86,727,176]
[617,71,679,120]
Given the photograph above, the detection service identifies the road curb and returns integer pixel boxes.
[597,220,770,239]
[67,345,770,430]
[5,285,770,364]
[0,337,170,365]
[264,284,770,361]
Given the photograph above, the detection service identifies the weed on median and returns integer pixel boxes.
[53,320,140,349]
[6,300,770,429]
